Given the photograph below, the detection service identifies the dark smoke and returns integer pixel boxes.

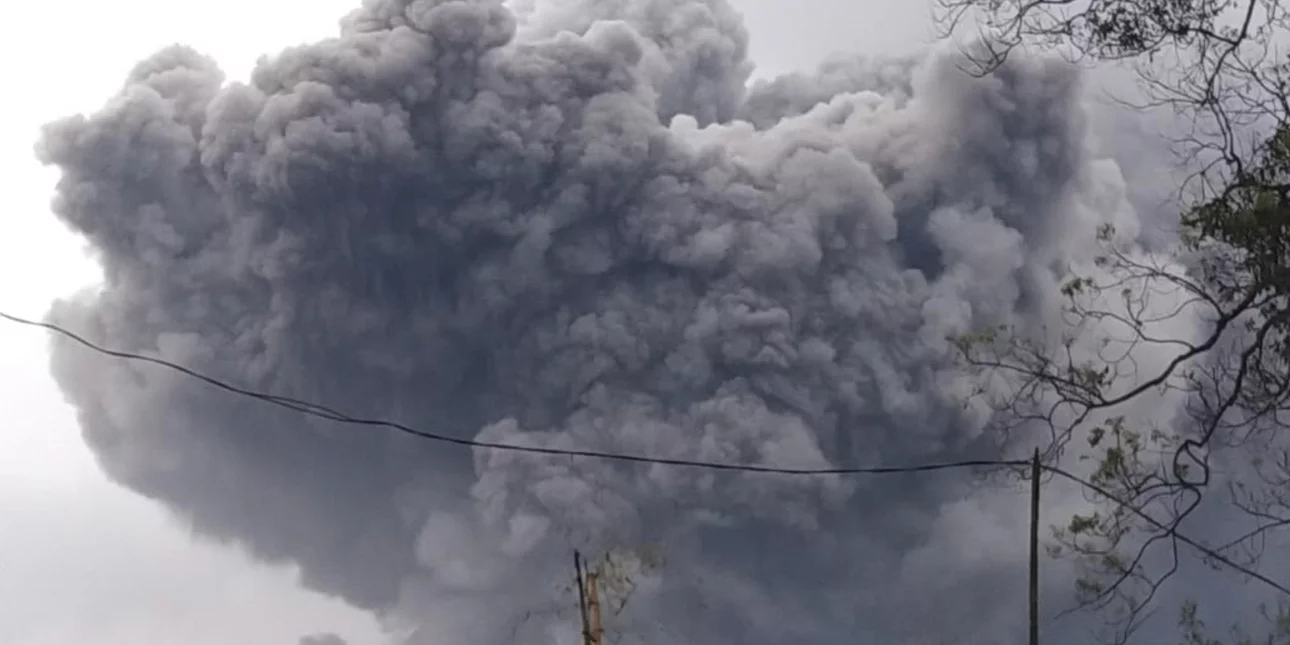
[36,0,1169,643]
[301,635,349,645]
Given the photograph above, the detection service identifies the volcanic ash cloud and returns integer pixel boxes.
[35,0,1156,643]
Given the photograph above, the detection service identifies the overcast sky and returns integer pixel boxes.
[0,1,939,643]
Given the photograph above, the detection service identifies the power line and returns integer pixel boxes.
[0,310,1026,476]
[5,309,1288,598]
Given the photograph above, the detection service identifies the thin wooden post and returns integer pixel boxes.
[574,551,592,645]
[1029,447,1041,645]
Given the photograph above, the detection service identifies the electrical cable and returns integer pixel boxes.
[5,308,1289,597]
[0,310,1027,476]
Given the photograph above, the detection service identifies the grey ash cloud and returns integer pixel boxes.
[34,0,1165,643]
[301,635,349,645]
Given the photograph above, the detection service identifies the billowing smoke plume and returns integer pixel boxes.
[36,0,1164,643]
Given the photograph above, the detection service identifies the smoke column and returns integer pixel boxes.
[34,0,1176,642]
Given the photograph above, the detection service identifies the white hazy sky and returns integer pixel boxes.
[0,1,937,644]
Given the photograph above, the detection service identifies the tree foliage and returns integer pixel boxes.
[955,123,1290,644]
[936,0,1290,200]
[1178,599,1290,645]
[936,0,1290,643]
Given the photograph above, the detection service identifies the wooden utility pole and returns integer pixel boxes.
[574,551,592,645]
[586,565,605,645]
[1029,447,1041,645]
